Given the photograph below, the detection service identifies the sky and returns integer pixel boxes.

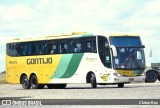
[0,0,160,72]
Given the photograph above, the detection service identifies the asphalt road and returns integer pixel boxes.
[0,82,160,100]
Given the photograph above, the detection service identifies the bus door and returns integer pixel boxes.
[98,36,111,68]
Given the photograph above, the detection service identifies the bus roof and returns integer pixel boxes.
[109,34,139,37]
[7,32,94,43]
[7,32,140,43]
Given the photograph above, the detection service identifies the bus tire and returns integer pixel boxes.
[145,70,158,83]
[30,75,43,89]
[21,75,30,89]
[158,75,160,81]
[118,83,124,88]
[91,73,97,88]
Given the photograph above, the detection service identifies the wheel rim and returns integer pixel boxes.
[22,77,28,88]
[31,77,37,88]
[149,74,155,80]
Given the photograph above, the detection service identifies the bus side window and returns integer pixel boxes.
[7,43,13,56]
[16,43,21,56]
[44,42,49,54]
[32,43,36,55]
[7,43,19,56]
[69,39,74,53]
[39,42,45,55]
[69,38,83,53]
[21,43,27,56]
[85,37,97,53]
[49,40,58,54]
[28,43,32,56]
[59,40,69,54]
[75,43,83,53]
[93,37,97,53]
[35,42,40,55]
[59,43,66,54]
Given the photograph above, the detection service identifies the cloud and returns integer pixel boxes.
[123,0,160,31]
[1,4,34,22]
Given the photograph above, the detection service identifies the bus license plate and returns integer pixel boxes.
[129,78,134,81]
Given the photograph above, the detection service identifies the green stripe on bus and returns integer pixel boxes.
[60,53,84,78]
[81,34,93,37]
[72,34,93,38]
[51,54,73,78]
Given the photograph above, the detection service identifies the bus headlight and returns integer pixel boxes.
[113,73,120,76]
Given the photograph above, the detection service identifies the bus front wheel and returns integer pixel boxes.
[21,75,30,89]
[30,75,44,89]
[91,73,97,88]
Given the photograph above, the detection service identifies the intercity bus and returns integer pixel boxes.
[6,32,146,89]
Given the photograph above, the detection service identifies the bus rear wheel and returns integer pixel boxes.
[91,73,97,88]
[21,75,30,89]
[30,75,44,89]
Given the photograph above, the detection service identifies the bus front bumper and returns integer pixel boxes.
[107,75,145,83]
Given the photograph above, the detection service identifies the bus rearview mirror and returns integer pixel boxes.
[110,45,117,57]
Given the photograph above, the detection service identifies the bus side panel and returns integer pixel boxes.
[38,66,57,84]
[6,68,16,83]
[48,53,106,84]
[15,67,29,84]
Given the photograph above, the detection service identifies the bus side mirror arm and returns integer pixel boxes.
[110,45,117,57]
[149,48,152,57]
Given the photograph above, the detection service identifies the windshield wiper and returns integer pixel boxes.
[132,51,141,69]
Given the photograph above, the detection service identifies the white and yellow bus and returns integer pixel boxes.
[6,32,146,89]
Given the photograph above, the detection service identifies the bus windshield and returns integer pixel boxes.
[110,37,141,47]
[110,37,145,69]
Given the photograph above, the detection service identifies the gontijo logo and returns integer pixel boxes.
[27,57,52,65]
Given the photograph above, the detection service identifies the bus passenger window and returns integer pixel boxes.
[85,38,93,52]
[85,37,97,53]
[86,42,92,52]
[39,43,45,54]
[21,44,27,56]
[32,44,36,55]
[27,44,32,55]
[50,45,57,54]
[93,38,97,53]
[60,44,66,53]
[16,44,21,56]
[70,38,83,53]
[7,44,13,56]
[59,40,68,54]
[47,40,57,54]
[74,43,83,53]
[35,43,40,55]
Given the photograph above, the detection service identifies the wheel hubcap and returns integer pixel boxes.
[22,78,28,87]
